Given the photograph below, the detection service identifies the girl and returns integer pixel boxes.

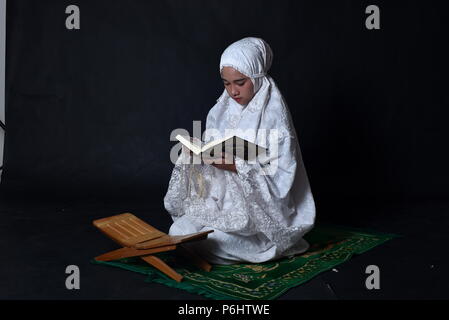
[164,37,316,265]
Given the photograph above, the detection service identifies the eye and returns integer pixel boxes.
[236,81,245,86]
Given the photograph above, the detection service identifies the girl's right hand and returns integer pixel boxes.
[182,145,193,155]
[201,153,214,165]
[202,152,233,165]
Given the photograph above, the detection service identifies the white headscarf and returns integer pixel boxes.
[220,37,273,93]
[205,37,298,150]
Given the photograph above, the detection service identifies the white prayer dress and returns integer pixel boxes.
[163,37,316,265]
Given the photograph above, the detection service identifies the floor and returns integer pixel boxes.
[0,194,447,300]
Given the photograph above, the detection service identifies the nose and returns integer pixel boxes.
[231,85,239,97]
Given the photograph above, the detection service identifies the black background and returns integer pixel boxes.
[3,0,449,204]
[1,0,448,300]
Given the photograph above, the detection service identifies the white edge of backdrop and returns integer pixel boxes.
[0,0,5,181]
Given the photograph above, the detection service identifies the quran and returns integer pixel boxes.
[176,134,268,161]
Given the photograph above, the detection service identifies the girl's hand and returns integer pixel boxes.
[182,144,195,156]
[201,154,217,165]
[202,152,232,164]
[181,145,202,164]
[220,152,235,165]
[208,152,237,173]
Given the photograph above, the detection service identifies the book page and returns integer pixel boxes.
[175,134,203,154]
[201,135,235,152]
[176,134,268,161]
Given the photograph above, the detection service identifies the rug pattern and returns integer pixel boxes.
[92,225,398,300]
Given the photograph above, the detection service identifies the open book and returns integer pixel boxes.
[176,134,268,161]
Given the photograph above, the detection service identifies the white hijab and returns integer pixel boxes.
[220,37,272,94]
[205,37,300,159]
[205,36,315,223]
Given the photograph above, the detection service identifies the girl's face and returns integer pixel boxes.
[221,67,255,106]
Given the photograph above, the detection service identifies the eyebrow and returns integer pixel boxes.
[221,78,247,83]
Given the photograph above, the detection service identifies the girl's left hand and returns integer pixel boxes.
[211,152,237,173]
[219,152,235,165]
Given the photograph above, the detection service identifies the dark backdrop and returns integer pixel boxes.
[2,0,448,209]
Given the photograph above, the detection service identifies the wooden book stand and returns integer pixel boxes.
[93,213,213,282]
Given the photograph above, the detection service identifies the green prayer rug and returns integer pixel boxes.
[92,225,399,300]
